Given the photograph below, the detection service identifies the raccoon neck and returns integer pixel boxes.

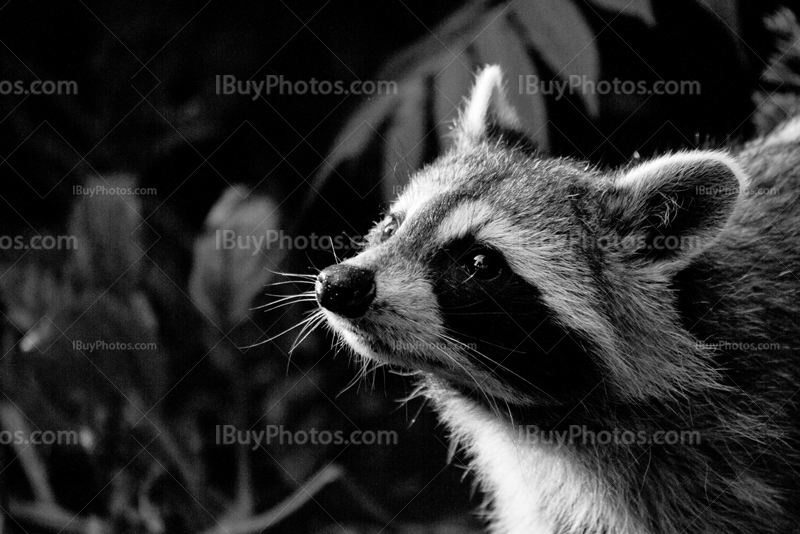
[426,379,791,534]
[428,380,636,534]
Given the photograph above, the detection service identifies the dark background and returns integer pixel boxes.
[0,1,796,533]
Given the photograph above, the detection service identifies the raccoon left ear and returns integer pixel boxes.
[455,65,525,149]
[604,151,747,267]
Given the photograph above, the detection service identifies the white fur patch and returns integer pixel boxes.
[392,171,452,227]
[429,385,636,534]
[323,311,379,356]
[435,200,497,244]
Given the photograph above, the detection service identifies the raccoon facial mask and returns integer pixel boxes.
[315,65,745,410]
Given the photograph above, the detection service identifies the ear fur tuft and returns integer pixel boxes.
[455,65,524,148]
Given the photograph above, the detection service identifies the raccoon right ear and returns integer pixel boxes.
[604,151,747,268]
[455,65,526,149]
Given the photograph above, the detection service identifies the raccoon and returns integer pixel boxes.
[312,66,800,534]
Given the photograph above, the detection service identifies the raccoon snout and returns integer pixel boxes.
[315,264,376,318]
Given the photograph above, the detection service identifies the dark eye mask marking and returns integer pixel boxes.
[431,238,602,404]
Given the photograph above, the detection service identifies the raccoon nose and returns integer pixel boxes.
[315,264,376,318]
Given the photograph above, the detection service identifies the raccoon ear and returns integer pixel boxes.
[604,151,747,267]
[455,65,526,149]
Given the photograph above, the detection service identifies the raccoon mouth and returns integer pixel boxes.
[327,315,531,405]
[324,313,392,362]
[325,313,455,371]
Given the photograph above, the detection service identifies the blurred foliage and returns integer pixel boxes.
[0,1,480,532]
[0,0,795,533]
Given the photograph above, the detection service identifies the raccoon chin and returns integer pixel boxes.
[327,317,380,359]
[326,314,528,405]
[323,311,413,367]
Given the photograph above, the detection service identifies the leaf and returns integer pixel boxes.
[509,0,600,118]
[188,185,283,329]
[380,75,428,200]
[311,92,400,200]
[696,0,740,39]
[309,2,488,200]
[474,8,549,149]
[69,173,145,295]
[430,44,476,149]
[312,0,609,204]
[0,260,60,333]
[588,0,655,26]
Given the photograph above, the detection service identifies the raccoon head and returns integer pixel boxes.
[316,65,747,415]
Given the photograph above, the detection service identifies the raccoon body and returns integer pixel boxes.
[313,66,800,533]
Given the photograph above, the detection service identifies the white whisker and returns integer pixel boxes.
[290,310,327,354]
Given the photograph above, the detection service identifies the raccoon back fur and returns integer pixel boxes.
[312,66,800,534]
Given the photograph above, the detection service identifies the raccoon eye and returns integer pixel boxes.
[380,216,399,241]
[463,248,503,281]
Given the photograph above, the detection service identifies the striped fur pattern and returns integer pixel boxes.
[317,66,800,533]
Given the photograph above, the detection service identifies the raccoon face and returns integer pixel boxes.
[316,66,747,411]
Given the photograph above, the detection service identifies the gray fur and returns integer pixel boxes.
[316,66,800,534]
